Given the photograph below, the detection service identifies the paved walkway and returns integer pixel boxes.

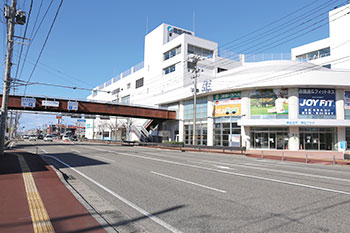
[0,150,107,233]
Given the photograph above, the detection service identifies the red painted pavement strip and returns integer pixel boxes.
[0,153,34,233]
[4,151,107,233]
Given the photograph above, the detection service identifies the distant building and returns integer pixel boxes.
[87,5,350,152]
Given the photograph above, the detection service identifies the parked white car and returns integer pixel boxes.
[62,135,70,140]
[44,135,53,142]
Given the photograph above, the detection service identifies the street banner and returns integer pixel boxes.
[213,92,241,117]
[299,88,335,116]
[250,89,288,115]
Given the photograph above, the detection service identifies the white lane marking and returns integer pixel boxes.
[197,159,350,183]
[42,155,183,233]
[80,146,350,196]
[215,165,231,170]
[41,149,48,154]
[151,171,226,193]
[72,149,81,153]
[9,141,14,148]
[94,155,115,163]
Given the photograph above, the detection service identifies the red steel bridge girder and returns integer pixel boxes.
[1,95,177,120]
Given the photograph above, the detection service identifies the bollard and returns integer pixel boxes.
[261,150,264,159]
[333,155,336,165]
[282,151,284,161]
[305,153,308,164]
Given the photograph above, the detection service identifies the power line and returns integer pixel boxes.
[13,0,33,91]
[23,0,63,95]
[18,0,54,82]
[219,0,322,49]
[214,3,349,69]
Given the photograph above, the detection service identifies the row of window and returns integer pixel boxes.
[296,47,330,61]
[163,64,176,75]
[188,44,213,58]
[164,45,181,61]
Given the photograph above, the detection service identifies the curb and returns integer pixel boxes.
[40,156,118,233]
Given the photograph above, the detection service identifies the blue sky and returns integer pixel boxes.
[1,0,343,129]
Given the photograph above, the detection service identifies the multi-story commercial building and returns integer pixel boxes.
[87,5,350,152]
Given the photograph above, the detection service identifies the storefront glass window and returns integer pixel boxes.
[250,127,289,150]
[299,127,336,150]
[213,122,241,146]
[184,121,207,145]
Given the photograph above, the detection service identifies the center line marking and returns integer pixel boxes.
[151,171,226,193]
[72,149,81,153]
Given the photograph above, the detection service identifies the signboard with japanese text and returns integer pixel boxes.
[21,98,36,108]
[250,89,288,116]
[298,88,335,116]
[67,101,79,111]
[42,100,59,107]
[213,92,241,117]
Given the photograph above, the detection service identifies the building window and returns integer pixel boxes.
[184,123,207,146]
[184,97,207,120]
[111,88,120,95]
[250,127,289,150]
[296,47,330,61]
[188,44,213,58]
[163,64,176,75]
[136,77,144,89]
[214,122,241,147]
[127,83,131,89]
[164,45,181,61]
[121,95,130,104]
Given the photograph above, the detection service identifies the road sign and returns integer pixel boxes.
[67,101,78,111]
[42,100,59,107]
[21,98,36,108]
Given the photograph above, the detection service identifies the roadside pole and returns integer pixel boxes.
[0,0,16,155]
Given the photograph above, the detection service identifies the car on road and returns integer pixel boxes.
[29,135,37,141]
[70,135,78,141]
[62,135,70,141]
[37,135,44,140]
[23,135,29,139]
[44,135,53,142]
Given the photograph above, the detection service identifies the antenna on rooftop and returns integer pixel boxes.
[193,11,195,35]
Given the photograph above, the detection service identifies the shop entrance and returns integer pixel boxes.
[250,128,289,149]
[299,128,336,150]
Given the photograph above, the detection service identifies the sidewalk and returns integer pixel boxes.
[0,150,107,233]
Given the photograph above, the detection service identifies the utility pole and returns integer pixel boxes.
[0,0,17,155]
[188,55,202,146]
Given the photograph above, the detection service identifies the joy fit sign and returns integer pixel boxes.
[298,88,335,116]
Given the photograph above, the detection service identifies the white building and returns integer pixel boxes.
[291,4,350,70]
[87,5,350,152]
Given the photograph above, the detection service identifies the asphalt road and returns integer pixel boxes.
[16,141,350,233]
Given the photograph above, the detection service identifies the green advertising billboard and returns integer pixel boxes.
[250,89,288,115]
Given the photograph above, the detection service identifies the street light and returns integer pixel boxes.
[226,109,237,147]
